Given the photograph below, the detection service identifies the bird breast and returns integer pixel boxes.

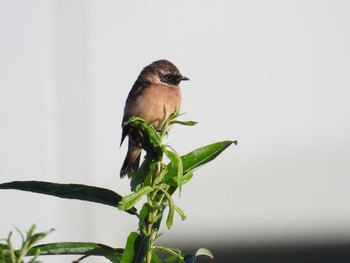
[130,84,181,130]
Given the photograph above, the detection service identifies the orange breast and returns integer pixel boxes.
[128,84,181,130]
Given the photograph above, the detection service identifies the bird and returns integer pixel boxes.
[120,60,189,178]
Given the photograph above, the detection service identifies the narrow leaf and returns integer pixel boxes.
[120,232,149,263]
[169,120,198,126]
[0,181,137,215]
[118,186,153,211]
[181,171,193,185]
[165,140,235,185]
[156,187,175,229]
[130,157,156,192]
[164,255,181,262]
[184,254,196,263]
[150,251,162,263]
[174,205,186,221]
[123,117,162,159]
[0,244,8,250]
[28,242,123,258]
[105,255,122,263]
[164,146,183,192]
[138,204,149,234]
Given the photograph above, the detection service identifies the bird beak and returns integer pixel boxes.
[179,75,190,81]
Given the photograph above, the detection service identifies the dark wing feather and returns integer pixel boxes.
[120,79,151,147]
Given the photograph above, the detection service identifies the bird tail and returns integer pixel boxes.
[120,142,142,178]
[120,152,141,178]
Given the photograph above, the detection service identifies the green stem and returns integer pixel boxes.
[145,162,163,263]
[145,213,154,263]
[154,246,179,256]
[144,111,179,263]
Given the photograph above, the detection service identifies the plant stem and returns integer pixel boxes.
[145,113,176,263]
[154,246,179,256]
[145,162,161,263]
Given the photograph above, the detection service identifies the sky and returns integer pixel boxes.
[1,1,350,262]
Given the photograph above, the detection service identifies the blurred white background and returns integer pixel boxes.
[1,1,350,262]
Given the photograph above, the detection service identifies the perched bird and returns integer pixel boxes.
[120,60,189,178]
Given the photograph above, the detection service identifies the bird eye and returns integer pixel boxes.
[164,74,175,82]
[162,74,177,85]
[162,73,183,85]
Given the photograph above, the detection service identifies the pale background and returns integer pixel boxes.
[1,1,350,262]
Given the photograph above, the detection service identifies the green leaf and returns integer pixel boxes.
[0,225,54,263]
[23,225,55,249]
[184,254,196,263]
[151,206,164,231]
[151,251,162,263]
[130,157,155,192]
[118,186,153,211]
[138,204,150,234]
[120,232,149,263]
[123,117,163,160]
[181,171,193,185]
[0,244,11,263]
[2,229,121,262]
[183,248,214,263]
[165,254,182,263]
[0,244,8,250]
[164,146,183,193]
[169,120,198,126]
[165,140,236,185]
[105,255,122,263]
[156,187,175,229]
[174,205,186,221]
[0,181,137,215]
[28,242,123,261]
